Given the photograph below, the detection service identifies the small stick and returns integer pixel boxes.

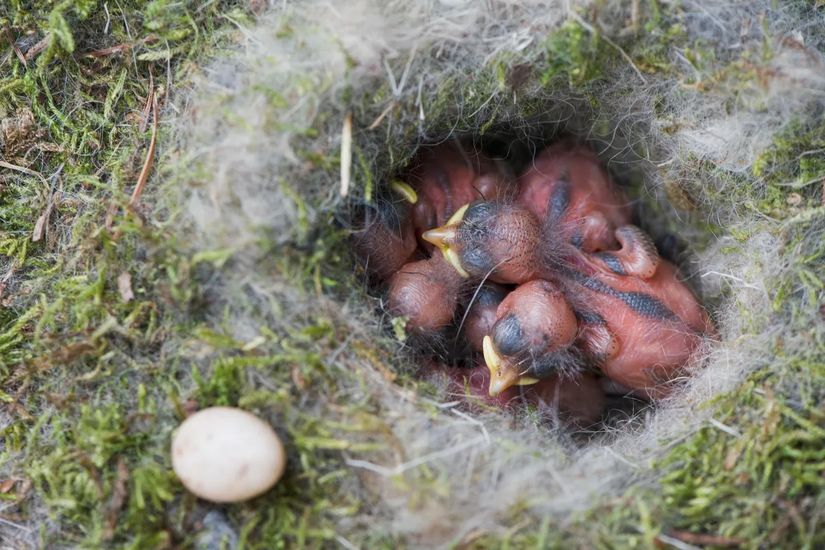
[0,160,49,186]
[2,28,27,66]
[367,101,396,130]
[139,72,154,133]
[85,34,159,58]
[23,35,49,62]
[661,530,745,548]
[129,80,158,207]
[86,43,133,58]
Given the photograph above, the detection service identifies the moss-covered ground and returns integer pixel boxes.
[1,0,823,548]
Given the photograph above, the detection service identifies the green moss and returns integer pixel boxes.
[540,21,608,87]
[752,118,825,217]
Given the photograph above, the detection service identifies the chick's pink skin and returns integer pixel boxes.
[406,142,514,240]
[352,210,418,281]
[430,363,604,427]
[387,253,465,334]
[462,283,510,352]
[517,143,631,252]
[429,199,712,398]
[493,280,578,355]
[568,253,714,399]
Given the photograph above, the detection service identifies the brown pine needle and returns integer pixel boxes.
[129,82,158,208]
[139,72,154,134]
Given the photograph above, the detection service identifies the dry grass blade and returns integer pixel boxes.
[0,160,48,186]
[23,35,49,62]
[340,111,353,197]
[2,28,27,66]
[139,72,154,133]
[129,81,158,208]
[661,530,745,548]
[368,101,396,130]
[102,458,129,541]
[85,34,159,58]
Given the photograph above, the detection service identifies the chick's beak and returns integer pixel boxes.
[483,335,540,396]
[421,227,454,249]
[422,204,470,278]
[390,180,418,204]
[484,335,519,396]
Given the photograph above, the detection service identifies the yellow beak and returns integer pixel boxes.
[483,335,539,396]
[421,204,470,278]
[390,180,418,204]
[421,227,454,249]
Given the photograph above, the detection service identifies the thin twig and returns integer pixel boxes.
[139,71,154,133]
[84,34,159,58]
[2,28,27,66]
[0,160,49,186]
[129,79,158,207]
[23,35,49,62]
[367,101,396,130]
[662,530,745,548]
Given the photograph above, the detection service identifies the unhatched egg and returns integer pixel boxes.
[171,406,286,503]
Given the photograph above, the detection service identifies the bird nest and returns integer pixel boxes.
[169,2,824,545]
[4,0,822,548]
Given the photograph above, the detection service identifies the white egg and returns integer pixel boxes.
[171,406,286,503]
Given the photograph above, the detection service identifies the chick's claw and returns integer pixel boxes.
[591,225,661,279]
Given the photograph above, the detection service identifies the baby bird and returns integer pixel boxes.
[404,141,514,241]
[423,202,658,285]
[430,362,606,427]
[383,143,516,333]
[481,280,580,396]
[427,200,713,397]
[355,142,512,285]
[562,250,714,398]
[460,282,510,353]
[351,200,418,281]
[423,201,550,284]
[387,252,466,334]
[517,142,632,252]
